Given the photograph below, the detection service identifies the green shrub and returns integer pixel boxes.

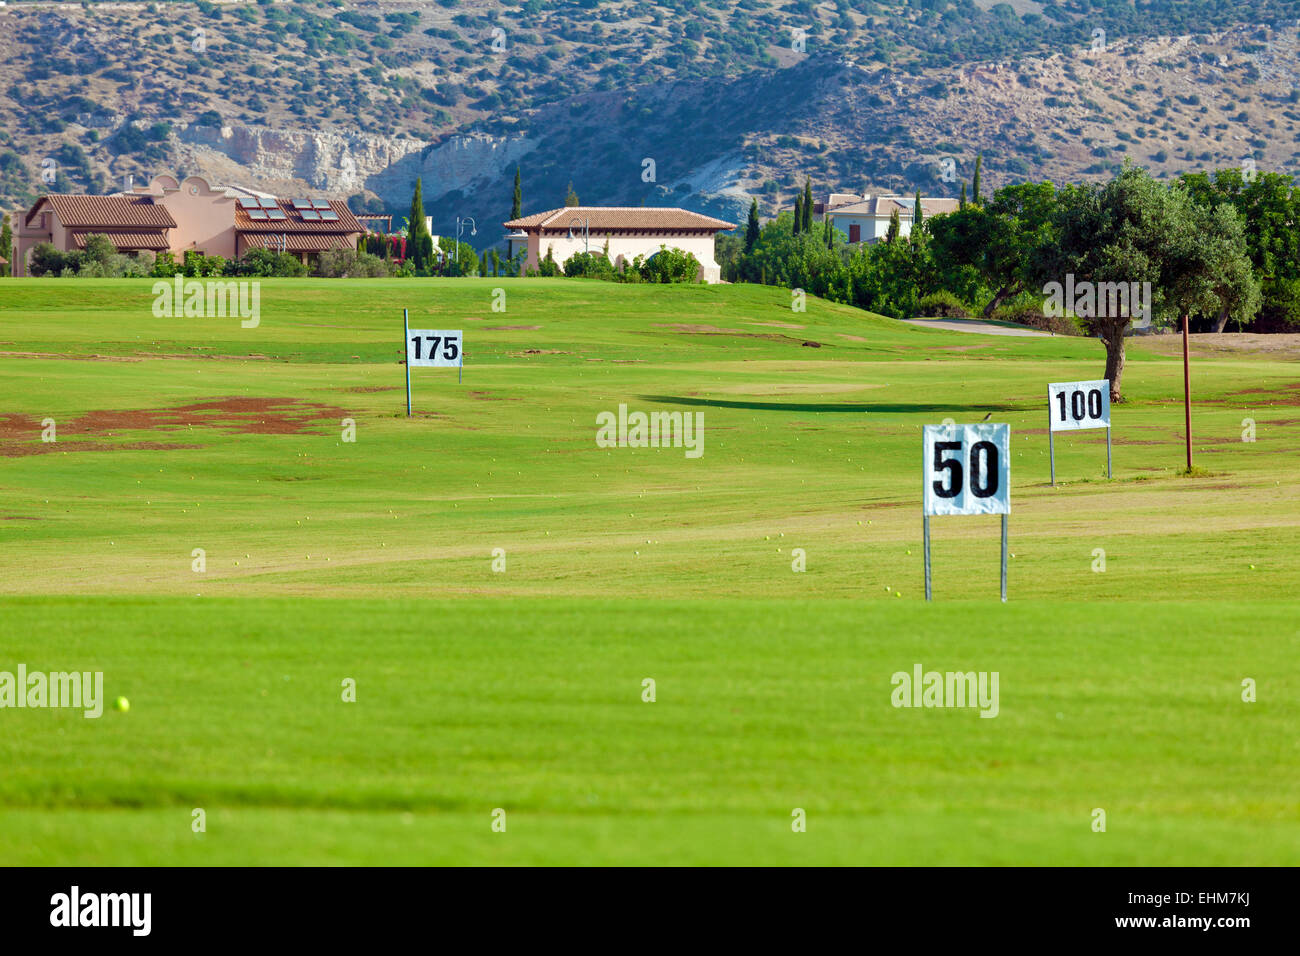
[223,249,307,277]
[535,245,561,277]
[991,303,1082,336]
[917,290,972,319]
[152,251,179,278]
[562,251,615,279]
[635,246,701,283]
[28,242,73,277]
[315,248,393,277]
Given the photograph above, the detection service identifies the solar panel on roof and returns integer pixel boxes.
[248,209,268,220]
[238,197,260,209]
[312,199,330,209]
[292,199,312,209]
[318,210,339,221]
[259,197,278,209]
[267,210,287,220]
[300,210,320,221]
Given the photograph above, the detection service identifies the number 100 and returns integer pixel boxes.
[1056,388,1103,422]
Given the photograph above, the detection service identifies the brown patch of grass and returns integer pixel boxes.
[467,391,519,401]
[0,397,350,455]
[2,441,204,458]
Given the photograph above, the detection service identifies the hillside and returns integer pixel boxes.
[2,1,1300,239]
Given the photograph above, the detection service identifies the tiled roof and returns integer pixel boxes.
[235,200,363,233]
[829,196,960,218]
[241,232,356,252]
[826,193,863,210]
[71,230,170,251]
[504,206,736,231]
[920,197,960,216]
[27,194,177,229]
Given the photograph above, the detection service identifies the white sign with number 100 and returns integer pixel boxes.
[923,423,1011,517]
[1048,380,1110,431]
[407,329,463,368]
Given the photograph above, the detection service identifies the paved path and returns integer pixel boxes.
[901,318,1053,337]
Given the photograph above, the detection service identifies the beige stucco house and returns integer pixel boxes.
[503,206,736,283]
[12,174,363,275]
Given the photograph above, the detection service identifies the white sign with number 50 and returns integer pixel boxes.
[923,423,1011,516]
[407,329,463,368]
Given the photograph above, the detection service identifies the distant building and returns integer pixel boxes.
[503,206,736,283]
[822,193,960,245]
[11,174,363,275]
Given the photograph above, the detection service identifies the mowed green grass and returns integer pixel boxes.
[0,278,1296,865]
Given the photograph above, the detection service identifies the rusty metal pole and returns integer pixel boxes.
[1182,313,1192,471]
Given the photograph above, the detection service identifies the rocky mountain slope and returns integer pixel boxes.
[1,1,1298,242]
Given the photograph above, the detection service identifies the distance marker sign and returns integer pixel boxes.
[921,423,1010,602]
[1049,380,1110,431]
[401,308,462,416]
[408,329,463,368]
[923,423,1011,517]
[1047,379,1112,482]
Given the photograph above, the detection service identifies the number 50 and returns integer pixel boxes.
[932,440,1000,499]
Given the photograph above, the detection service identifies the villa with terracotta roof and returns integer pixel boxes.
[11,174,363,276]
[503,206,736,283]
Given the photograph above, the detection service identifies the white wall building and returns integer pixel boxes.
[503,206,736,283]
[824,194,960,245]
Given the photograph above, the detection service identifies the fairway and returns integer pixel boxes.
[1,278,1297,865]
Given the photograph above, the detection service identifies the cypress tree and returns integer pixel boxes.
[960,182,967,210]
[802,178,813,233]
[913,189,924,228]
[511,166,522,220]
[885,208,900,244]
[744,198,760,252]
[972,155,983,206]
[793,193,803,236]
[408,177,429,272]
[823,215,832,248]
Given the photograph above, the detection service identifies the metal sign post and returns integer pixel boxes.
[405,326,464,413]
[1048,404,1056,485]
[922,423,1011,603]
[1000,514,1008,602]
[923,515,932,601]
[1047,380,1112,482]
[403,308,412,417]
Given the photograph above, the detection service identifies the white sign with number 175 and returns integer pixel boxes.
[923,423,1011,516]
[408,329,463,368]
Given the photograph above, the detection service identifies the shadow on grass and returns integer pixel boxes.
[639,395,1023,414]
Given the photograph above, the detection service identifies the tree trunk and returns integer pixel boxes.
[1102,322,1126,402]
[1212,305,1230,334]
[981,281,1021,318]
